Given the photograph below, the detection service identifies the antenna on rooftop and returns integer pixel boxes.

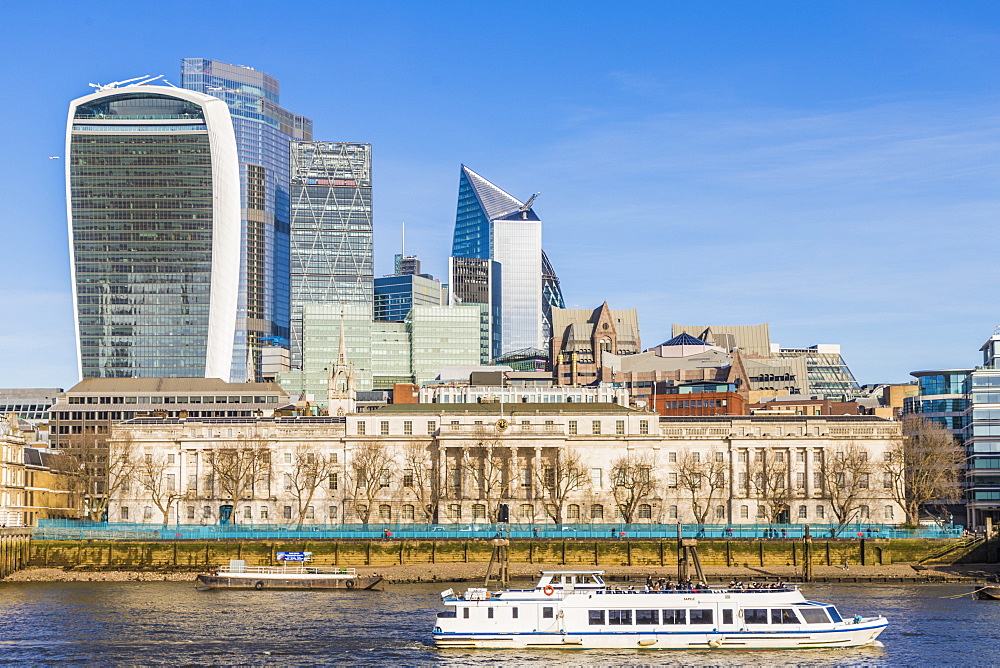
[520,193,539,213]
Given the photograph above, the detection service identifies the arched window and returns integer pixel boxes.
[599,338,612,353]
[667,505,677,519]
[567,504,580,520]
[402,504,415,521]
[639,504,653,520]
[884,505,894,520]
[472,503,486,520]
[590,504,604,520]
[715,505,725,520]
[519,504,535,520]
[859,505,870,519]
[798,505,807,519]
[379,504,392,521]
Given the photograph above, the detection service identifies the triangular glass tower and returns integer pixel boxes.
[450,165,558,359]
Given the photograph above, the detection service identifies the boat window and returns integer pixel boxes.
[771,609,798,624]
[826,606,843,623]
[543,607,554,619]
[636,609,659,625]
[589,610,605,625]
[609,610,632,625]
[662,609,686,624]
[488,608,494,619]
[744,608,768,624]
[799,607,831,624]
[722,609,734,625]
[689,609,713,625]
[512,608,518,619]
[463,608,469,619]
[437,611,457,618]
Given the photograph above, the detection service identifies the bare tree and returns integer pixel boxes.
[207,436,271,524]
[536,446,588,524]
[748,448,792,523]
[62,429,136,521]
[675,449,728,524]
[134,449,185,526]
[884,417,964,525]
[610,452,658,523]
[820,443,874,535]
[402,441,440,522]
[285,445,332,525]
[460,427,514,522]
[349,440,395,524]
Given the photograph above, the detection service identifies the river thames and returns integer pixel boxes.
[1,580,998,665]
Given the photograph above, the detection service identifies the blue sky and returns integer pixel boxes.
[2,1,1000,388]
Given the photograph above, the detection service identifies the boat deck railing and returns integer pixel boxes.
[216,566,356,576]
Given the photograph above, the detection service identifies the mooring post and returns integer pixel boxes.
[803,524,813,582]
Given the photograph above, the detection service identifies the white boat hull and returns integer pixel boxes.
[434,621,887,650]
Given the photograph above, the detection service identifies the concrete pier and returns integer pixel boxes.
[0,528,32,578]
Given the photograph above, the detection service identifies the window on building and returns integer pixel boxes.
[816,505,825,519]
[567,504,580,520]
[667,472,678,488]
[715,505,725,520]
[592,420,601,435]
[325,506,334,521]
[668,505,678,519]
[884,505,894,520]
[796,472,806,489]
[591,468,602,489]
[403,421,413,435]
[427,421,436,435]
[797,451,805,463]
[403,504,415,521]
[261,507,269,520]
[740,505,749,519]
[859,473,870,489]
[519,503,534,519]
[403,469,414,488]
[380,421,390,435]
[568,421,577,435]
[448,503,462,520]
[380,469,391,488]
[187,506,195,520]
[284,473,292,491]
[328,472,339,490]
[859,505,869,519]
[379,504,392,521]
[639,504,653,519]
[472,504,486,520]
[244,506,252,520]
[639,420,649,435]
[357,422,366,435]
[591,504,604,520]
[798,505,807,519]
[143,507,152,521]
[883,472,893,489]
[615,420,625,435]
[283,506,292,520]
[668,451,677,463]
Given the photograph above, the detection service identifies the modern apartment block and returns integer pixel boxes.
[65,82,241,381]
[288,142,373,366]
[449,165,559,358]
[180,59,313,381]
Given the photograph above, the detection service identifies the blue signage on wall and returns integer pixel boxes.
[276,551,312,562]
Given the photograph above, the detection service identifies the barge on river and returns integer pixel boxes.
[196,564,381,591]
[432,570,887,650]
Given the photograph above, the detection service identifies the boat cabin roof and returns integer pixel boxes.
[536,571,606,588]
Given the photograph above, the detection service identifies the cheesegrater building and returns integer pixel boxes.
[65,82,241,381]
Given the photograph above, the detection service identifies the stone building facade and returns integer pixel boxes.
[109,405,903,528]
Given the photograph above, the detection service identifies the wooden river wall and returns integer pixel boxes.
[29,537,972,573]
[0,528,32,578]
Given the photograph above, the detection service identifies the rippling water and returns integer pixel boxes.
[1,579,999,665]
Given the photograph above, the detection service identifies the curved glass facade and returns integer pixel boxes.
[67,86,240,379]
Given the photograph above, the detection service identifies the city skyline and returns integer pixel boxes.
[4,2,1000,387]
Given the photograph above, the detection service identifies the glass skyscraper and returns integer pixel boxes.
[450,165,556,358]
[288,141,373,367]
[65,83,241,380]
[180,59,312,381]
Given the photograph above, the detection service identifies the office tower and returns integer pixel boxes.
[66,82,240,380]
[288,141,373,367]
[374,273,443,322]
[448,256,497,363]
[541,249,565,342]
[180,59,313,381]
[450,165,544,359]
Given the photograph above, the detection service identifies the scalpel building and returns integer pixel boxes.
[65,83,241,381]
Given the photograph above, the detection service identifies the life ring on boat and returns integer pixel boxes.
[254,581,264,590]
[346,579,357,589]
[543,585,555,596]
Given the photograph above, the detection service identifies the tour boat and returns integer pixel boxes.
[196,564,382,591]
[432,570,887,650]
